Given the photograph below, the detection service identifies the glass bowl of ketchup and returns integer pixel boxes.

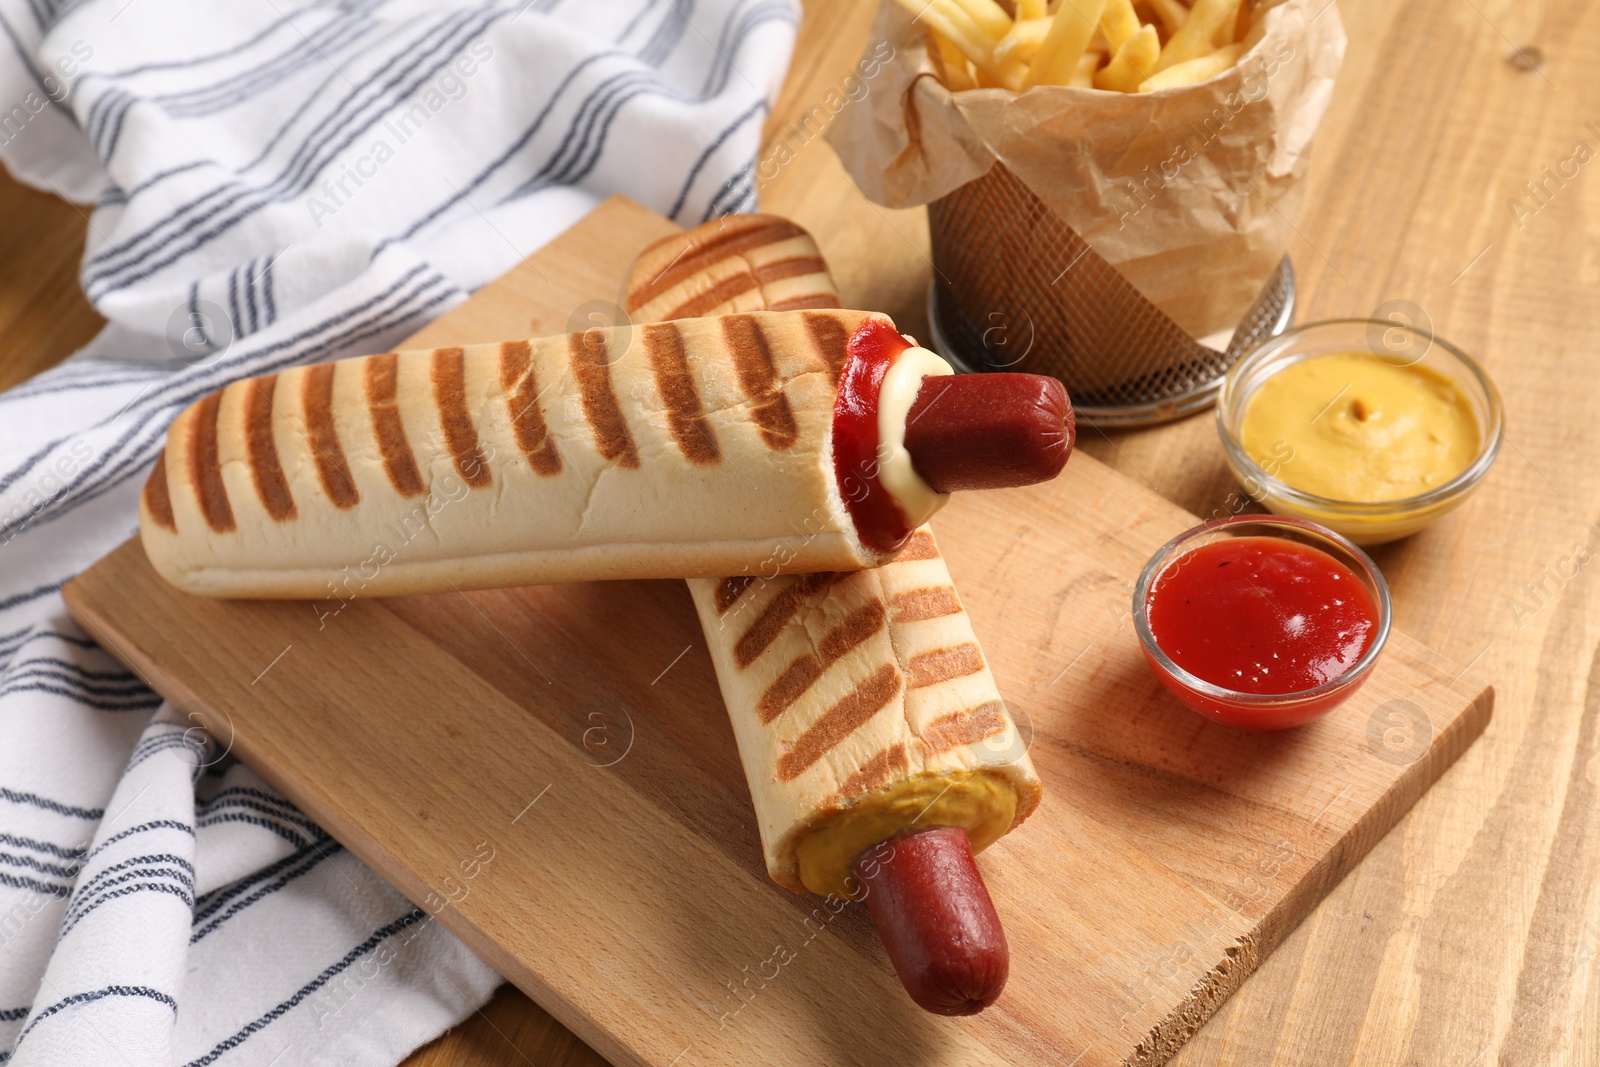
[1132,515,1392,730]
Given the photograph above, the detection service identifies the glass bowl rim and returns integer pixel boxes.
[1216,317,1505,516]
[1131,514,1394,709]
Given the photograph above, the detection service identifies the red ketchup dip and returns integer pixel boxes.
[1139,532,1384,729]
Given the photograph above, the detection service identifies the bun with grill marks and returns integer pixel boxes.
[627,214,841,323]
[140,309,895,598]
[686,530,1042,897]
[625,216,1042,901]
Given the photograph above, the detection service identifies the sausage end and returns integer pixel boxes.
[854,825,1011,1015]
[903,373,1074,494]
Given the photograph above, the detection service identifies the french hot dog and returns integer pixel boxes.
[141,307,1071,598]
[683,530,1042,898]
[628,217,1049,1016]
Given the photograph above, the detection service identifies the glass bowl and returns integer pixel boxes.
[1216,319,1503,545]
[1132,515,1393,730]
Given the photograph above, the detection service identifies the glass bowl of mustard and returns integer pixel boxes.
[1216,319,1504,545]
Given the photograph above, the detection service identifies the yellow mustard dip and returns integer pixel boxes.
[794,770,1017,899]
[1241,352,1480,503]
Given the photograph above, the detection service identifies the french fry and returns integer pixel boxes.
[1099,0,1142,50]
[896,0,1027,90]
[912,0,1247,95]
[1070,50,1103,87]
[975,65,1009,88]
[1021,0,1107,88]
[926,0,1003,52]
[932,0,1030,87]
[1094,22,1160,91]
[1153,0,1241,71]
[1138,41,1245,90]
[929,26,980,90]
[986,57,1032,90]
[1146,0,1189,36]
[994,17,1050,65]
[1228,0,1253,43]
[950,0,1015,41]
[1213,0,1251,47]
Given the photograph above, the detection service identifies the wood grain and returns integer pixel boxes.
[6,0,1594,1062]
[64,196,1488,1066]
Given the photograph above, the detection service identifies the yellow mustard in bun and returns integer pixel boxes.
[794,770,1019,899]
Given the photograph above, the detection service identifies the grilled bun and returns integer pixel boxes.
[627,214,841,322]
[688,532,1043,897]
[627,216,1041,899]
[140,310,895,598]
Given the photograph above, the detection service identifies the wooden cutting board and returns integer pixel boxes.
[62,196,1493,1067]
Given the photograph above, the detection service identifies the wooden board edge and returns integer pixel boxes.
[1125,682,1494,1067]
[62,542,161,690]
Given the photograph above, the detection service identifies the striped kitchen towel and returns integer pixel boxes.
[0,0,798,1064]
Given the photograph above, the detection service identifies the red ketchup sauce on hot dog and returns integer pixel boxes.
[1145,537,1379,696]
[833,319,916,553]
[833,320,1075,554]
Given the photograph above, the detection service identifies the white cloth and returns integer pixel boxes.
[0,1,798,1063]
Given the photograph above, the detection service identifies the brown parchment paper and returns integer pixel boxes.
[829,0,1346,339]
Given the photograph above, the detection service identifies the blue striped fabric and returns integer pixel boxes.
[0,0,798,1063]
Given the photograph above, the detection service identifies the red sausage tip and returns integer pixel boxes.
[902,373,1074,494]
[853,826,1010,1016]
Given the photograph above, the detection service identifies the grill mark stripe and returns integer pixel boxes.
[569,331,640,468]
[643,323,719,464]
[432,347,493,488]
[655,256,831,321]
[777,664,902,781]
[245,375,296,520]
[894,530,939,561]
[303,363,359,509]
[889,587,962,624]
[364,354,424,498]
[722,314,798,451]
[754,257,828,285]
[769,294,844,313]
[758,656,823,725]
[907,643,985,688]
[802,312,851,380]
[661,273,760,320]
[837,743,909,799]
[143,448,175,531]
[499,340,562,475]
[735,572,841,668]
[757,600,886,724]
[629,218,804,309]
[922,701,1009,754]
[189,389,235,532]
[819,600,886,662]
[715,575,755,615]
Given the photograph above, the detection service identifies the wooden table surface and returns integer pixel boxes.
[6,0,1597,1064]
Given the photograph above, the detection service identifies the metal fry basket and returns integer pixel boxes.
[925,162,1295,428]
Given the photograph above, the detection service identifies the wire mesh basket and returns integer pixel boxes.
[925,162,1295,428]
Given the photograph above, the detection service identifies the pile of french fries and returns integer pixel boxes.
[897,0,1260,94]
